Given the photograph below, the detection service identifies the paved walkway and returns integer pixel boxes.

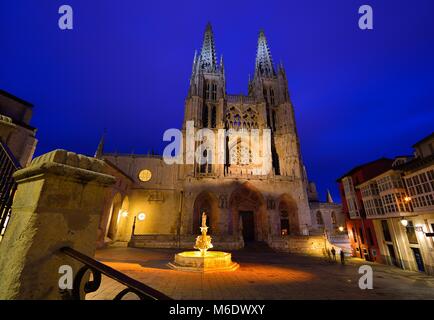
[86,246,434,300]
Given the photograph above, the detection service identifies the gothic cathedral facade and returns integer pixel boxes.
[99,24,314,249]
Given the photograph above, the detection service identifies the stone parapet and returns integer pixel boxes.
[0,149,116,300]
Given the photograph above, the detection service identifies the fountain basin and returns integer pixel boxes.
[168,251,239,272]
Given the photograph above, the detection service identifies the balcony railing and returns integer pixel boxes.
[60,247,172,300]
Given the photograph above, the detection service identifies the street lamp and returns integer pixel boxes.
[400,219,408,227]
[137,212,146,221]
[338,226,344,232]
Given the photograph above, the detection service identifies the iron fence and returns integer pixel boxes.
[0,140,21,241]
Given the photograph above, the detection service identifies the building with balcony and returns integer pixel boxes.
[337,158,395,262]
[356,133,434,275]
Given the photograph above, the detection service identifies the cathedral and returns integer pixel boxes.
[96,24,343,250]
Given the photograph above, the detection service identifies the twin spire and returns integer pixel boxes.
[193,23,277,78]
[199,23,218,72]
[255,30,276,78]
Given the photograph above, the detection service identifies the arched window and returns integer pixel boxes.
[316,211,324,225]
[331,211,337,225]
[205,82,211,100]
[280,210,289,236]
[198,149,212,174]
[272,110,277,131]
[202,104,209,128]
[211,83,217,100]
[211,106,216,128]
[234,114,241,128]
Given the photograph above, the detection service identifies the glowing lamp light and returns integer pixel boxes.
[400,219,408,227]
[137,212,146,221]
[404,196,411,203]
[121,210,128,218]
[338,226,344,232]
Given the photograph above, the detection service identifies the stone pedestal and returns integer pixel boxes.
[0,150,115,299]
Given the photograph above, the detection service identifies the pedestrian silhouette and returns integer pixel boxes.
[326,248,331,262]
[340,249,345,265]
[331,247,336,261]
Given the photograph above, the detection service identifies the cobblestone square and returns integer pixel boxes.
[86,246,434,300]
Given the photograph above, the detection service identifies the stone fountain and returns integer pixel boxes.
[168,212,239,272]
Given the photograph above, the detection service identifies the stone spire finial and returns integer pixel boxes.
[199,22,217,72]
[255,29,275,78]
[326,189,334,203]
[94,130,106,159]
[220,54,224,73]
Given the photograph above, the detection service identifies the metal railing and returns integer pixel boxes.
[60,247,172,300]
[0,140,21,241]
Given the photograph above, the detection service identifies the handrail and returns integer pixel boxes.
[61,247,172,300]
[0,140,21,170]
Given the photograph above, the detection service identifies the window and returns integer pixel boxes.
[331,212,337,224]
[406,220,418,244]
[272,110,277,131]
[342,177,359,217]
[211,83,217,101]
[316,211,324,225]
[352,227,357,242]
[211,106,216,128]
[367,228,374,246]
[381,220,392,242]
[198,149,212,174]
[359,227,365,244]
[280,215,289,236]
[202,104,209,128]
[270,88,275,105]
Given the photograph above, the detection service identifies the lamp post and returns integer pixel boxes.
[131,212,146,237]
[131,216,137,236]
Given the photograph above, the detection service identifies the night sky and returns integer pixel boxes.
[1,0,433,201]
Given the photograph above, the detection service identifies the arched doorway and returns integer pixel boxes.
[278,194,299,235]
[229,182,266,243]
[193,191,219,235]
[106,195,130,241]
[107,193,122,240]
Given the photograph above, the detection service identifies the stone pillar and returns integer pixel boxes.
[0,150,115,300]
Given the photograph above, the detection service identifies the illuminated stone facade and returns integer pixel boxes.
[97,24,318,250]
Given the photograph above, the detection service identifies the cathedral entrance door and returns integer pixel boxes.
[240,211,255,242]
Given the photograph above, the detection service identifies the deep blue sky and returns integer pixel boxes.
[1,1,433,201]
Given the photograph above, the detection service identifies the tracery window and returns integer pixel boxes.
[230,144,252,166]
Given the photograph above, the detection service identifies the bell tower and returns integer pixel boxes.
[183,23,226,176]
[248,30,304,180]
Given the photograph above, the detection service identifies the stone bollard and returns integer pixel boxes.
[0,150,116,299]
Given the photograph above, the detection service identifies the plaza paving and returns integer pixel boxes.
[86,245,434,300]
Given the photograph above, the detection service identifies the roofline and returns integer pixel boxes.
[355,169,397,188]
[395,153,434,172]
[336,157,393,182]
[412,132,434,148]
[103,152,162,159]
[0,89,33,108]
[102,158,134,182]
